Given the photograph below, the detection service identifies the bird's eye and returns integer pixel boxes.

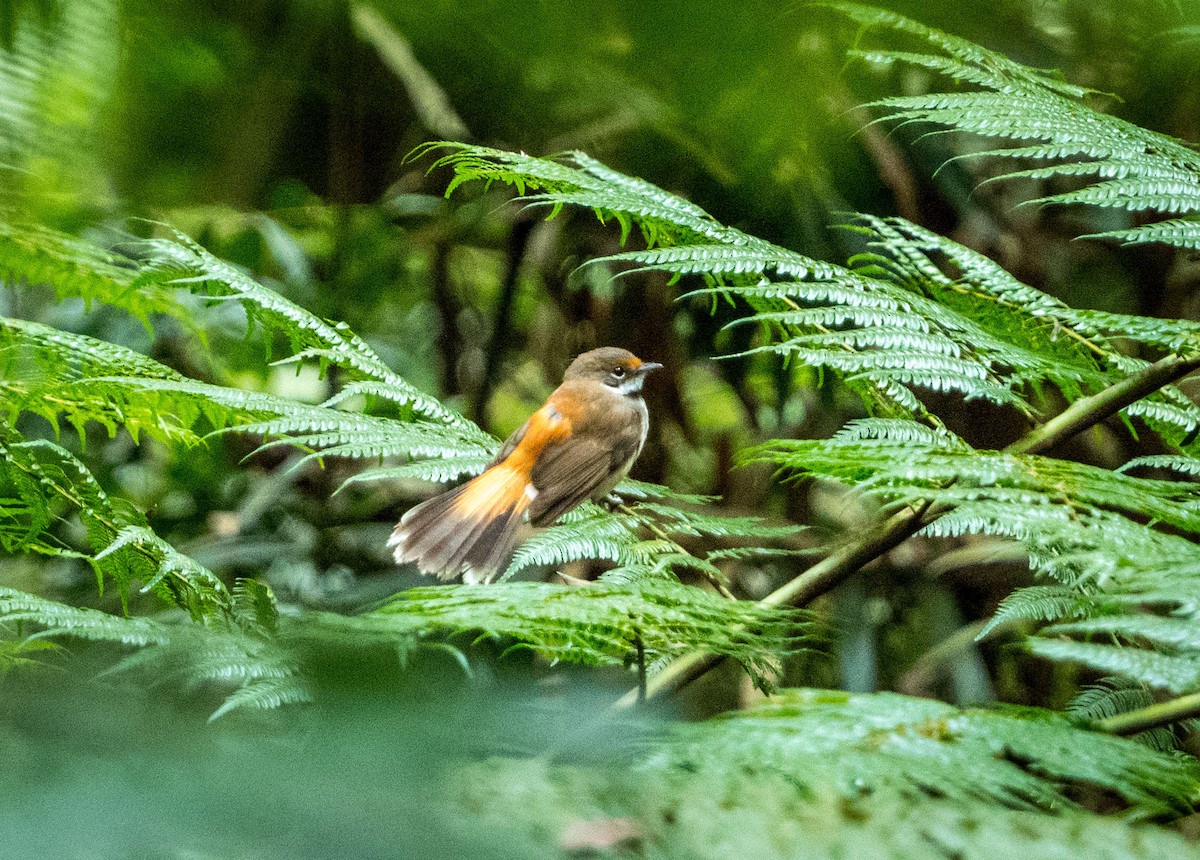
[612,366,626,378]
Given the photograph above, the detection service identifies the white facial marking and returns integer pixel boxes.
[616,374,646,396]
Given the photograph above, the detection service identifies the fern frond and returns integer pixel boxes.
[420,143,731,246]
[0,585,310,719]
[502,506,641,577]
[837,2,1200,249]
[981,585,1094,637]
[1088,219,1200,250]
[0,0,118,210]
[206,675,314,721]
[850,215,1200,448]
[746,416,1200,693]
[0,587,169,646]
[0,427,229,615]
[96,525,227,613]
[1118,454,1200,477]
[668,687,1198,815]
[1029,639,1200,694]
[336,456,494,492]
[1047,615,1200,652]
[429,145,1200,431]
[1068,679,1179,751]
[132,232,473,429]
[0,224,193,325]
[361,580,809,683]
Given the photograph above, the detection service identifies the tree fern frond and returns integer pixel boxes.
[430,146,1069,416]
[421,142,731,245]
[611,479,717,506]
[207,675,314,721]
[362,580,809,684]
[850,215,1200,449]
[0,580,315,720]
[96,525,227,610]
[0,224,192,326]
[1028,180,1200,216]
[1048,614,1200,650]
[132,232,472,429]
[1087,219,1200,250]
[833,417,971,449]
[0,316,184,384]
[0,0,119,210]
[981,585,1094,637]
[1068,679,1178,752]
[1069,679,1156,722]
[1029,638,1200,694]
[502,506,641,578]
[498,496,799,587]
[747,423,1200,677]
[667,687,1197,815]
[0,422,231,616]
[0,587,169,646]
[598,242,843,282]
[1118,454,1200,477]
[828,4,1096,98]
[231,577,280,636]
[0,318,203,442]
[837,2,1200,249]
[336,456,494,492]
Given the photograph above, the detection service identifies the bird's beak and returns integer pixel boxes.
[639,362,664,375]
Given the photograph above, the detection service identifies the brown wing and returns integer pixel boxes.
[488,420,529,468]
[527,430,643,525]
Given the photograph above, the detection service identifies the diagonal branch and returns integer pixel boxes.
[1095,691,1200,736]
[618,354,1200,707]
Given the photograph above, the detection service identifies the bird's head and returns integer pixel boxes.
[564,347,663,395]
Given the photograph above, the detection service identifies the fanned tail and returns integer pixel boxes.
[388,464,534,583]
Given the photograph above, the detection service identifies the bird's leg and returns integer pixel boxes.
[601,493,624,511]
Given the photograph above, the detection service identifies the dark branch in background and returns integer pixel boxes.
[618,354,1200,707]
[472,216,534,424]
[431,239,462,396]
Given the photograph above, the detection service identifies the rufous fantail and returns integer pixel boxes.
[389,347,662,583]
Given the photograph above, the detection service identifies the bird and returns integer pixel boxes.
[388,347,662,583]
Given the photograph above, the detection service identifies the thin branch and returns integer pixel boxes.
[472,217,534,424]
[619,353,1200,706]
[1095,692,1200,736]
[635,631,647,704]
[1006,354,1200,455]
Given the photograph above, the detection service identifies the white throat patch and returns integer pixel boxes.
[615,375,647,396]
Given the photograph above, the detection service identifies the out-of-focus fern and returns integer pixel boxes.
[0,0,116,210]
[664,688,1198,816]
[343,580,807,682]
[834,2,1200,251]
[0,575,809,716]
[0,224,193,326]
[1070,678,1185,752]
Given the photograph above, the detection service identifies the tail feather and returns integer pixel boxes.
[389,464,533,583]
